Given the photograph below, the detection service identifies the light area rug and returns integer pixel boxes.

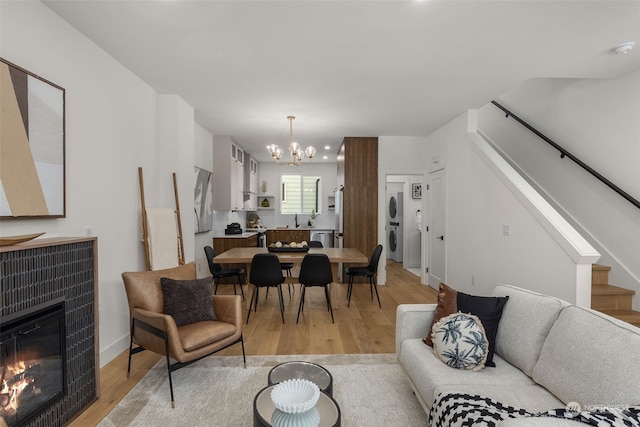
[98,353,427,427]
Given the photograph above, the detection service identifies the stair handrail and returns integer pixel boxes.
[491,101,640,210]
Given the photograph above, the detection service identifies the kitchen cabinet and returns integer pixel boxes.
[213,136,246,211]
[243,155,259,210]
[212,234,257,283]
[266,229,310,246]
[337,137,378,282]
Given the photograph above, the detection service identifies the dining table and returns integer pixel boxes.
[212,246,368,286]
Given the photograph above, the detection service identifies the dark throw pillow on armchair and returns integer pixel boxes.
[161,277,217,326]
[423,283,509,367]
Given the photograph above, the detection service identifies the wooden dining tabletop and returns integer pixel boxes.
[212,246,368,265]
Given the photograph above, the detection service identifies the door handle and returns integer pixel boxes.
[437,235,444,241]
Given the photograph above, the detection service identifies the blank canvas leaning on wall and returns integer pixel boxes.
[0,58,65,218]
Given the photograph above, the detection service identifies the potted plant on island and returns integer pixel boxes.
[307,209,317,228]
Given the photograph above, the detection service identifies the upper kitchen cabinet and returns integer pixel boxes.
[243,155,259,210]
[338,137,378,279]
[213,136,246,211]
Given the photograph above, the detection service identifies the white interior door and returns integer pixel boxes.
[428,169,446,288]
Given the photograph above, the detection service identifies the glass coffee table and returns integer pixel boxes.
[268,361,333,396]
[253,384,341,427]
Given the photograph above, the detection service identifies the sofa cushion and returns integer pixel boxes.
[491,285,567,376]
[432,312,488,371]
[532,305,640,407]
[425,283,508,367]
[399,338,535,409]
[161,277,217,326]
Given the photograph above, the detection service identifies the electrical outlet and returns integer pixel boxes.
[503,224,511,236]
[471,275,476,286]
[198,262,201,271]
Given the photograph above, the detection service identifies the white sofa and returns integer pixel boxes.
[396,285,640,425]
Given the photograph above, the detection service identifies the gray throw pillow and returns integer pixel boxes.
[160,277,216,326]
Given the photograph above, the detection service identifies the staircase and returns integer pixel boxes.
[591,264,640,327]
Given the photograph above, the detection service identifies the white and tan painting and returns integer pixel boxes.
[0,59,65,218]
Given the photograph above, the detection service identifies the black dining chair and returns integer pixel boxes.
[345,244,383,308]
[307,241,323,248]
[204,246,245,300]
[296,253,334,323]
[247,253,286,324]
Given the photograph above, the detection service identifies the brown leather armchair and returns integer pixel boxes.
[122,262,246,408]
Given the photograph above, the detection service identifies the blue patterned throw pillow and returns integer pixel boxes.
[431,312,488,371]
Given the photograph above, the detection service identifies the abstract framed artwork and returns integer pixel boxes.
[1,58,66,218]
[412,183,422,200]
[194,166,213,233]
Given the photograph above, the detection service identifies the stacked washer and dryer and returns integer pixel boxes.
[388,192,403,262]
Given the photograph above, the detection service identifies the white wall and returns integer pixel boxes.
[423,113,590,303]
[479,73,640,306]
[0,2,199,366]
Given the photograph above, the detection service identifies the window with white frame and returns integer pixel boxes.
[281,174,321,215]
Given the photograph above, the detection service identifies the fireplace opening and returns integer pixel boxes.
[0,298,66,427]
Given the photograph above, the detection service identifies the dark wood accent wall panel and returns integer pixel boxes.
[266,229,310,246]
[340,137,378,281]
[0,237,98,427]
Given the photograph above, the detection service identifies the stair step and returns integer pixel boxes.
[591,284,634,311]
[599,310,640,328]
[592,264,611,285]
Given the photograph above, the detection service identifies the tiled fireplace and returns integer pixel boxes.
[0,238,98,427]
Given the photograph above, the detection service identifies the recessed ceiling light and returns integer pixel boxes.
[323,155,328,160]
[324,145,331,150]
[613,42,635,55]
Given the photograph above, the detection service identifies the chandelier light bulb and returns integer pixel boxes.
[290,141,301,155]
[304,146,316,159]
[274,147,283,160]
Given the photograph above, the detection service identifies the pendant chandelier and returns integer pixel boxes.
[267,115,316,165]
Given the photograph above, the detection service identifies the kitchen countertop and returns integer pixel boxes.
[245,228,335,232]
[212,232,258,239]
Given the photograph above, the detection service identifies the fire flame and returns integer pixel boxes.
[1,360,29,411]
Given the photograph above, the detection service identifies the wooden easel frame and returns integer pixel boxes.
[139,167,185,271]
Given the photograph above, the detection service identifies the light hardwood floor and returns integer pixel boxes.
[68,260,437,426]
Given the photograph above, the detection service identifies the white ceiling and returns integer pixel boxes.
[43,0,640,163]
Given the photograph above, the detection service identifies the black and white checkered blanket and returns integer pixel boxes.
[428,392,640,427]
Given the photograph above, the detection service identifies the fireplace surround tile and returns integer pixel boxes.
[1,238,98,427]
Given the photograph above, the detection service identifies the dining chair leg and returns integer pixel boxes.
[347,276,354,307]
[371,276,381,308]
[277,284,285,323]
[325,285,334,323]
[296,285,306,323]
[246,286,257,324]
[369,277,374,300]
[213,277,220,295]
[236,275,245,300]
